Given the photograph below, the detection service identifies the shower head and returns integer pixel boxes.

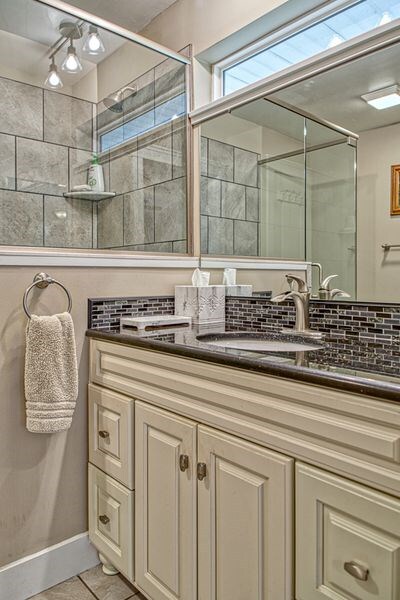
[103,85,137,113]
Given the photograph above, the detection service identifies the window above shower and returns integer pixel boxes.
[0,0,190,254]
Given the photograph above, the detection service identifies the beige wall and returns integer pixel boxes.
[357,123,400,302]
[0,266,193,566]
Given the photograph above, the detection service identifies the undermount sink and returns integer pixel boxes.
[196,332,324,353]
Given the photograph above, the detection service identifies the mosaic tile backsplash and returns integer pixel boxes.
[89,294,400,341]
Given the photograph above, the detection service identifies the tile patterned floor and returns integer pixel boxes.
[29,564,145,600]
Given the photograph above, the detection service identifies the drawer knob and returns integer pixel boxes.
[197,462,207,481]
[179,454,189,472]
[98,430,110,439]
[344,561,369,581]
[99,514,110,525]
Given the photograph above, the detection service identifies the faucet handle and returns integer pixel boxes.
[286,274,308,293]
[320,274,338,291]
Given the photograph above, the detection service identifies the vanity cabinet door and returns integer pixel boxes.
[296,463,400,600]
[197,426,294,600]
[135,402,197,600]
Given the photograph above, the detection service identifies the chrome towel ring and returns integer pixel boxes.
[23,272,72,319]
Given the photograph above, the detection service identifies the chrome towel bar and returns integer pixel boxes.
[23,272,72,319]
[382,243,400,251]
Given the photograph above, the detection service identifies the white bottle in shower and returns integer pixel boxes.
[88,154,104,192]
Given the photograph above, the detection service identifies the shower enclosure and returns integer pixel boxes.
[259,105,357,297]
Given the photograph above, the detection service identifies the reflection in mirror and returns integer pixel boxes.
[0,0,189,253]
[199,98,356,299]
[270,41,400,303]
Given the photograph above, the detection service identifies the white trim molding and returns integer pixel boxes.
[200,257,309,270]
[0,533,99,600]
[0,250,199,268]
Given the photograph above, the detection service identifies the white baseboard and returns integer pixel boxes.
[0,532,99,600]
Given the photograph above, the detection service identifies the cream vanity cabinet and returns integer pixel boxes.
[88,338,400,600]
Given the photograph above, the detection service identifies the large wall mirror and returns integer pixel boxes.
[0,0,189,253]
[199,40,400,303]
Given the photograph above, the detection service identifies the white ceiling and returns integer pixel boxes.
[62,0,177,33]
[270,42,400,134]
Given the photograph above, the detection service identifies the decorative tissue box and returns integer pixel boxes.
[225,285,253,296]
[175,285,226,324]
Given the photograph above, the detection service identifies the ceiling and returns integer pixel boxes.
[61,0,177,33]
[270,41,400,134]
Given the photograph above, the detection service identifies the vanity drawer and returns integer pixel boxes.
[89,384,134,489]
[88,464,134,581]
[296,463,400,600]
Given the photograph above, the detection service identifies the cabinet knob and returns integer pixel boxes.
[98,430,110,439]
[344,561,369,581]
[197,462,207,481]
[99,514,110,525]
[179,454,189,472]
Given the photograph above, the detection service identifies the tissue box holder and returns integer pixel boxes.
[175,285,225,324]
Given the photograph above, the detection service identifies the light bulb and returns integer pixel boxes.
[62,42,82,72]
[44,59,63,89]
[83,25,105,55]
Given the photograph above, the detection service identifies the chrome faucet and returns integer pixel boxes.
[311,263,350,300]
[271,274,323,338]
[318,274,350,300]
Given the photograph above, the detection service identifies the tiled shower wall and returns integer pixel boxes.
[200,136,260,256]
[0,57,188,252]
[0,76,95,248]
[95,58,188,253]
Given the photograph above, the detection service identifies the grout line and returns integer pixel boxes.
[77,574,101,600]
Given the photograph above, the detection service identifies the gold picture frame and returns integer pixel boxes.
[391,164,400,215]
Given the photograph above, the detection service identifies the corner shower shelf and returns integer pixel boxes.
[63,191,116,201]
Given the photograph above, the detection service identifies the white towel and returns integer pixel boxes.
[25,312,78,433]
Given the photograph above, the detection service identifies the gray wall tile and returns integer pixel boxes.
[208,217,233,255]
[201,215,208,253]
[155,177,186,242]
[17,138,68,196]
[138,124,172,188]
[246,187,260,221]
[234,220,258,256]
[97,195,123,248]
[44,91,93,151]
[69,149,92,190]
[0,133,16,189]
[0,78,43,139]
[172,116,187,179]
[221,181,245,219]
[208,139,233,181]
[155,59,186,105]
[44,196,93,248]
[201,176,221,216]
[173,239,187,253]
[122,241,173,252]
[201,137,208,176]
[109,142,138,194]
[124,188,154,245]
[234,147,258,187]
[0,190,43,245]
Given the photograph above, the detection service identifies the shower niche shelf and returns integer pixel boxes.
[63,191,116,201]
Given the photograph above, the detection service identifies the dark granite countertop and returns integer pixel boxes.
[87,325,400,403]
